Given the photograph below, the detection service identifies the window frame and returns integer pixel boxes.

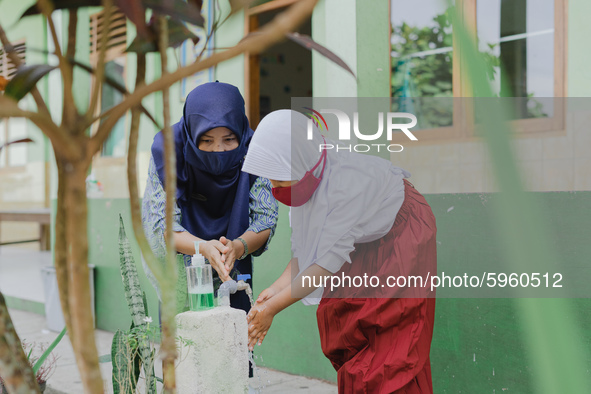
[88,9,129,164]
[0,39,28,172]
[389,0,568,145]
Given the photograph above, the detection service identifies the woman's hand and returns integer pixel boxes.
[200,240,230,281]
[255,287,277,304]
[247,302,274,350]
[219,236,243,274]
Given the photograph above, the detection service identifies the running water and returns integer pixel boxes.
[246,285,254,307]
[237,280,255,307]
[245,282,266,392]
[249,351,264,393]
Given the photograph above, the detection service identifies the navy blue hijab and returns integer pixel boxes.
[151,82,256,245]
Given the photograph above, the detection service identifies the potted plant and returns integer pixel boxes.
[0,327,66,394]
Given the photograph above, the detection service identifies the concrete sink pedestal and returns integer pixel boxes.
[175,307,249,393]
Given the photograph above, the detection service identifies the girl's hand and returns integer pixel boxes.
[247,303,274,350]
[255,287,277,304]
[200,240,230,281]
[219,236,242,273]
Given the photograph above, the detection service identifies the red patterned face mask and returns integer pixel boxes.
[271,148,327,207]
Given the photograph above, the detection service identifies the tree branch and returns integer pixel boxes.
[62,8,79,128]
[0,293,41,393]
[0,96,79,160]
[91,0,319,155]
[86,0,114,123]
[158,16,179,394]
[53,158,72,338]
[0,22,51,119]
[37,0,77,130]
[126,53,165,281]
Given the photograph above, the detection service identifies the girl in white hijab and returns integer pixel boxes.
[242,110,437,393]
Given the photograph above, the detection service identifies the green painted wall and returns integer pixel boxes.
[568,0,591,97]
[214,2,246,93]
[426,192,591,392]
[356,0,390,98]
[87,199,160,331]
[312,0,357,97]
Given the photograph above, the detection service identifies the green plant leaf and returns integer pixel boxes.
[228,0,256,15]
[176,254,188,313]
[131,340,141,393]
[143,0,204,27]
[114,0,149,38]
[111,329,130,394]
[126,18,199,54]
[0,138,34,153]
[98,354,112,363]
[286,32,356,79]
[20,0,101,18]
[142,291,149,318]
[118,215,147,327]
[32,327,66,375]
[4,64,57,101]
[118,215,157,394]
[26,346,34,361]
[0,75,8,91]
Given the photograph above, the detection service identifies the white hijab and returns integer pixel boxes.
[243,110,410,304]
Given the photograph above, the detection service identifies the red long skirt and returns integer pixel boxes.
[316,180,437,394]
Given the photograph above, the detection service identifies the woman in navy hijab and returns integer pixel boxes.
[142,82,278,313]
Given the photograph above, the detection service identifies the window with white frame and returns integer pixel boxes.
[390,0,566,142]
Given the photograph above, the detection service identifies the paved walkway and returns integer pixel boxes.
[1,246,337,393]
[8,309,337,393]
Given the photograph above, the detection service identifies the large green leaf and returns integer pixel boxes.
[449,4,591,393]
[126,18,198,54]
[4,64,56,101]
[21,0,202,28]
[32,327,67,375]
[118,215,146,327]
[111,329,132,394]
[143,0,204,27]
[114,0,149,38]
[286,32,356,78]
[20,0,101,18]
[117,216,157,394]
[0,138,34,153]
[229,0,256,15]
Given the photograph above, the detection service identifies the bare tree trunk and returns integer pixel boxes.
[60,154,103,394]
[0,293,40,394]
[158,16,179,393]
[54,159,71,332]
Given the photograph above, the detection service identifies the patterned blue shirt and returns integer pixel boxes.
[141,156,278,298]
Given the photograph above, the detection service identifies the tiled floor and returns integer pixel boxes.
[0,246,50,304]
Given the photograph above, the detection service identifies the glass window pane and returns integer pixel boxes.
[477,0,554,119]
[7,118,27,167]
[100,59,126,157]
[0,120,6,168]
[391,0,454,129]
